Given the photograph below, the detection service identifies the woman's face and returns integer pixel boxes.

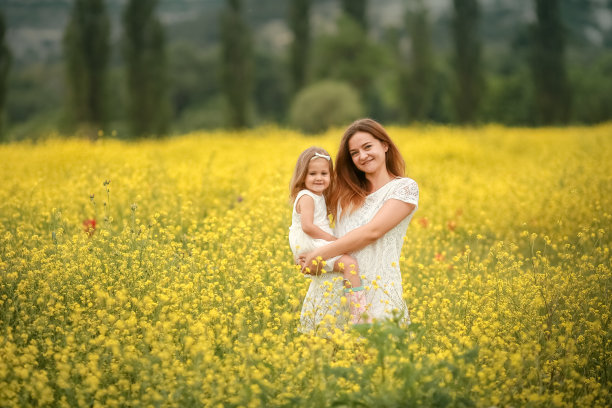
[347,131,388,175]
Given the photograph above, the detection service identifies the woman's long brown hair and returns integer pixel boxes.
[329,118,405,219]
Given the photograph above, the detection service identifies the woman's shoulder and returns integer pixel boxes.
[394,177,418,188]
[376,177,417,195]
[386,177,419,205]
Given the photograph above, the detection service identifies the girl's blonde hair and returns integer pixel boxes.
[289,146,334,208]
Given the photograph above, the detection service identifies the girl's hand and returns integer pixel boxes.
[301,250,324,276]
[296,255,306,266]
[296,255,318,275]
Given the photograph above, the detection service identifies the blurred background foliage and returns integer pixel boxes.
[0,0,611,140]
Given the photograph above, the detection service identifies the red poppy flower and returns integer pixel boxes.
[83,219,96,236]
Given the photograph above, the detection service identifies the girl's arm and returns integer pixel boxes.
[297,195,337,242]
[301,199,416,273]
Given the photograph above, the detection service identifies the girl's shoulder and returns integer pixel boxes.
[295,189,324,205]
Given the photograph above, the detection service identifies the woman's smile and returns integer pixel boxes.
[360,158,374,166]
[348,131,388,174]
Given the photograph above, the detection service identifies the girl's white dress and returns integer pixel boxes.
[290,190,342,334]
[298,177,419,334]
[289,189,340,272]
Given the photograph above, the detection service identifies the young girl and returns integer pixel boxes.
[289,146,367,325]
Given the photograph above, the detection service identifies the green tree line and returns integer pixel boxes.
[1,0,612,140]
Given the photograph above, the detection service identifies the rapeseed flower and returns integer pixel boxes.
[0,125,610,406]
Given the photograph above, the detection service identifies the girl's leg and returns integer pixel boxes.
[334,255,368,324]
[334,254,361,289]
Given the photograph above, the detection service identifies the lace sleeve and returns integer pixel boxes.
[389,178,419,208]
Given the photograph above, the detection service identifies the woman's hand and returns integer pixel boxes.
[298,200,416,275]
[317,200,416,259]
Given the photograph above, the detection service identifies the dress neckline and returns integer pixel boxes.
[366,177,402,197]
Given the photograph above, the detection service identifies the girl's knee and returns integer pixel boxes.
[336,254,359,273]
[337,254,361,289]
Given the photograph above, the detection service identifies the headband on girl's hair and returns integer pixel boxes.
[311,152,331,161]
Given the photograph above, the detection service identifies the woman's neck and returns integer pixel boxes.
[366,168,393,193]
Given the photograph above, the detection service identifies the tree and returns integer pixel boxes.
[312,16,388,116]
[0,12,11,140]
[254,51,290,123]
[123,0,170,137]
[569,53,612,123]
[451,0,484,123]
[288,0,311,94]
[168,43,221,118]
[530,0,571,124]
[607,0,612,48]
[289,80,364,134]
[481,68,535,125]
[399,1,434,122]
[220,0,253,128]
[341,0,367,30]
[560,0,595,48]
[63,0,110,137]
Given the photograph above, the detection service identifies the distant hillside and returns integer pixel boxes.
[1,0,610,65]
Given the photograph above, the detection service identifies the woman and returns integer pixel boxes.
[299,118,419,334]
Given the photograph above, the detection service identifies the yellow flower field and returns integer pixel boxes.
[0,124,610,407]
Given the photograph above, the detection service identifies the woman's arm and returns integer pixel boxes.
[301,199,415,273]
[297,195,337,242]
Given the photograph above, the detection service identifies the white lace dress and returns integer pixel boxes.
[299,177,419,334]
[289,190,340,272]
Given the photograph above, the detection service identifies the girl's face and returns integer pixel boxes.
[304,158,331,195]
[348,131,388,175]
